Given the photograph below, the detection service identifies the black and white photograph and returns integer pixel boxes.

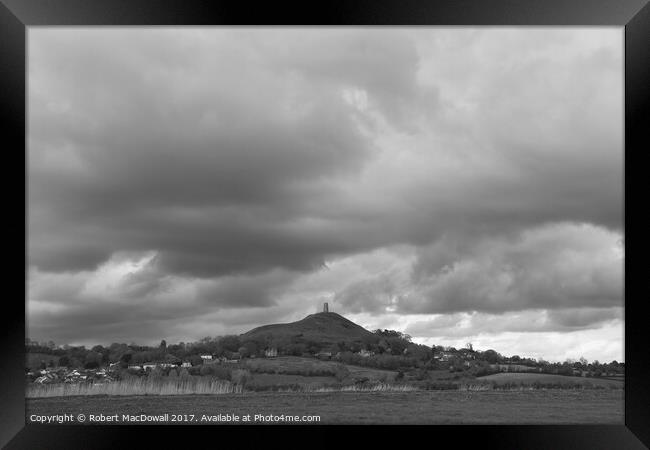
[25,27,625,425]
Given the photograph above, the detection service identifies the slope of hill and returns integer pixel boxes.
[242,312,376,345]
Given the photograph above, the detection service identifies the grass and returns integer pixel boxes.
[245,356,397,381]
[26,390,624,424]
[310,383,417,392]
[28,371,623,398]
[27,378,415,397]
[26,377,243,398]
[477,372,624,389]
[246,373,337,387]
[245,357,340,376]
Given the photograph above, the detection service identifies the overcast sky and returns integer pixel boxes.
[27,28,623,362]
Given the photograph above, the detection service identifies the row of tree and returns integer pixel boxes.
[25,336,624,375]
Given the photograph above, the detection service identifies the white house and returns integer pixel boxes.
[264,347,278,358]
[200,355,213,361]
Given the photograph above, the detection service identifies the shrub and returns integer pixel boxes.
[231,369,251,387]
[211,365,232,381]
[333,364,350,382]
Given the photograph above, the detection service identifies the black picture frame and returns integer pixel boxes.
[2,0,648,448]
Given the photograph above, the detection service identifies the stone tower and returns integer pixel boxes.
[323,302,329,313]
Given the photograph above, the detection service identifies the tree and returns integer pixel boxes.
[241,341,258,357]
[85,351,102,368]
[164,354,181,365]
[199,364,213,376]
[59,356,70,367]
[119,352,133,368]
[483,350,499,364]
[218,335,241,353]
[387,338,408,355]
[160,340,167,350]
[333,364,350,382]
[189,355,203,366]
[231,369,250,387]
[84,360,100,369]
[109,343,129,363]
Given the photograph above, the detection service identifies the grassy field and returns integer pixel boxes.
[245,356,397,381]
[477,372,624,389]
[245,356,340,374]
[246,373,337,389]
[26,390,623,424]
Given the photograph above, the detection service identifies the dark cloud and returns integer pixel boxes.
[29,29,622,280]
[196,270,296,308]
[27,29,623,348]
[335,223,623,315]
[27,259,299,345]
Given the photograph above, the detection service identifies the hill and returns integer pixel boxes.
[242,312,376,346]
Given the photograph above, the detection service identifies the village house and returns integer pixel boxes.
[264,347,278,358]
[316,351,332,360]
[357,349,374,358]
[434,352,453,362]
[200,354,213,361]
[458,349,476,360]
[225,352,242,363]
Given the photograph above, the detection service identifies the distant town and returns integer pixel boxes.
[26,332,623,388]
[26,338,624,386]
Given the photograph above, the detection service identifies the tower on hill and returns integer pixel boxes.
[323,302,329,313]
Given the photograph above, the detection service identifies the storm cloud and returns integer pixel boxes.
[27,28,623,361]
